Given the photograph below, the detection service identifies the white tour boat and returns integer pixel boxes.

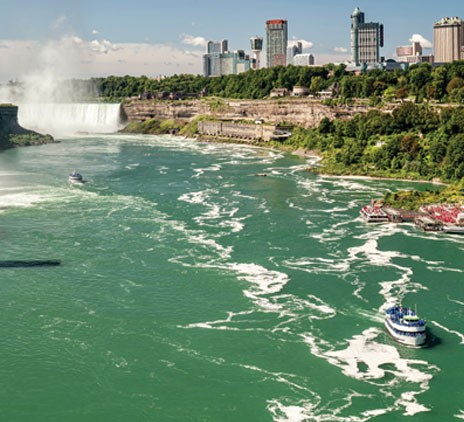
[384,305,427,347]
[68,170,84,184]
[442,225,464,234]
[360,205,389,223]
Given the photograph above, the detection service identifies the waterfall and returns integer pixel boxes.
[18,103,125,136]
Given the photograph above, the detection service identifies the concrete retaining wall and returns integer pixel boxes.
[198,121,276,142]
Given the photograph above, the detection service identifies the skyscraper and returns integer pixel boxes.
[265,19,288,67]
[203,40,229,77]
[434,17,464,63]
[292,53,315,66]
[203,40,252,77]
[250,36,263,69]
[287,42,302,65]
[350,7,384,65]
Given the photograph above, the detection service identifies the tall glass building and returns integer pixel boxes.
[350,8,384,65]
[265,19,288,67]
[203,41,252,77]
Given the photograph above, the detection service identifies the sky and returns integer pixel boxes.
[0,0,462,83]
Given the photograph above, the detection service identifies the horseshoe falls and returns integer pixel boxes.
[18,103,124,136]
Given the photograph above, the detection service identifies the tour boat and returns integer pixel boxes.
[442,225,464,234]
[384,305,427,347]
[360,205,389,223]
[68,170,84,184]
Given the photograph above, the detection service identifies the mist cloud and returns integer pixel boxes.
[0,36,204,103]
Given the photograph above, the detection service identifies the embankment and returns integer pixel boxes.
[122,98,368,129]
[0,104,54,151]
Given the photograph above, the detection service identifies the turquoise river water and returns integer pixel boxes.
[0,135,463,421]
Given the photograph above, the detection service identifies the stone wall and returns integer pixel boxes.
[198,121,276,142]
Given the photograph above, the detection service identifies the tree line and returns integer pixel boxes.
[90,61,464,103]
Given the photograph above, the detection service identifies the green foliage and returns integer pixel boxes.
[307,102,464,184]
[78,60,464,105]
[382,184,464,211]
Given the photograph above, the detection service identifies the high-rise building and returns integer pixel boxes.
[396,42,423,63]
[350,7,384,65]
[292,53,315,66]
[203,40,252,77]
[265,19,288,67]
[434,17,464,63]
[287,42,302,65]
[250,36,263,69]
[203,40,229,77]
[396,42,434,64]
[207,40,228,55]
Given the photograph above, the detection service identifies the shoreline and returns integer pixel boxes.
[314,173,448,186]
[192,136,446,186]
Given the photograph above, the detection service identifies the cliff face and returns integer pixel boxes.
[0,105,54,150]
[122,98,368,129]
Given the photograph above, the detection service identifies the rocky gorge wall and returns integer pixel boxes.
[122,98,369,129]
[0,105,54,150]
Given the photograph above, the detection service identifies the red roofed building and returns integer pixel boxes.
[265,19,288,67]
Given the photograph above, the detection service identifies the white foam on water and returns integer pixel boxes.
[178,190,210,205]
[319,206,349,213]
[348,236,404,267]
[455,410,464,419]
[449,297,464,306]
[427,265,464,273]
[344,227,430,306]
[0,186,86,209]
[185,310,257,331]
[179,188,249,234]
[268,392,392,422]
[329,178,382,193]
[192,163,222,178]
[302,328,438,417]
[431,321,464,344]
[282,257,350,274]
[229,262,289,296]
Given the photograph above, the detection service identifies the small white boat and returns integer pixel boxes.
[68,170,84,184]
[384,305,427,347]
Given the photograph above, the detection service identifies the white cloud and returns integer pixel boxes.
[180,34,208,48]
[0,37,204,93]
[334,47,348,53]
[289,39,314,50]
[409,34,433,49]
[89,39,121,54]
[50,15,67,31]
[92,29,99,35]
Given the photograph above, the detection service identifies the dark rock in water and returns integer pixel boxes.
[0,260,61,268]
[0,104,54,151]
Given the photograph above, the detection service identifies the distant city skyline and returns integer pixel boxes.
[0,0,462,82]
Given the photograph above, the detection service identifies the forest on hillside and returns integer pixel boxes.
[283,101,464,184]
